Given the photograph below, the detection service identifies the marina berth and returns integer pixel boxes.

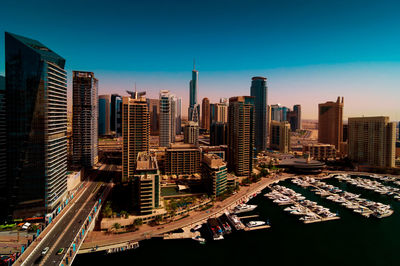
[292,177,394,219]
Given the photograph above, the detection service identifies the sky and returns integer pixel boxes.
[1,0,400,120]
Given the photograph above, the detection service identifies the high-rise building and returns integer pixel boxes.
[188,64,200,122]
[210,122,227,146]
[270,104,282,122]
[318,97,344,151]
[303,144,336,161]
[202,153,228,197]
[250,76,268,152]
[228,96,255,177]
[98,95,111,135]
[147,98,160,136]
[348,116,395,168]
[159,90,176,147]
[132,152,160,215]
[165,143,201,176]
[287,104,302,132]
[201,97,210,131]
[5,32,68,217]
[281,106,290,121]
[176,97,182,134]
[270,121,291,153]
[183,121,199,146]
[72,71,98,167]
[122,96,150,182]
[111,94,122,136]
[0,76,5,206]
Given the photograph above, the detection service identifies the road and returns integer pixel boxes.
[20,164,114,266]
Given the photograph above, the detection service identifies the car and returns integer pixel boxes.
[41,247,49,255]
[56,248,64,255]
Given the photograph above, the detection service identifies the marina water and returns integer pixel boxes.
[75,177,400,266]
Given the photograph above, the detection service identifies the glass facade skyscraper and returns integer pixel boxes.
[111,94,122,136]
[72,71,98,167]
[188,66,200,122]
[98,95,110,135]
[250,76,268,152]
[5,32,68,217]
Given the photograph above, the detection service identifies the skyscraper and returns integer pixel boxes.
[287,104,302,132]
[98,95,111,135]
[270,121,291,153]
[188,64,200,122]
[147,98,160,136]
[250,76,268,152]
[0,76,5,208]
[110,94,122,136]
[72,71,98,167]
[176,97,182,134]
[348,116,395,168]
[201,97,210,131]
[228,96,255,177]
[183,121,199,146]
[5,32,68,217]
[122,95,150,182]
[159,90,176,147]
[318,97,344,151]
[270,104,282,122]
[210,122,227,146]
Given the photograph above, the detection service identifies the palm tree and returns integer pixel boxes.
[112,223,121,231]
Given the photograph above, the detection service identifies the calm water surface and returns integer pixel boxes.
[75,177,400,266]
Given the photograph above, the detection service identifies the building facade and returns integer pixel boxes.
[5,32,68,217]
[228,96,255,177]
[318,97,344,151]
[183,121,199,146]
[348,116,395,168]
[270,121,291,153]
[165,143,201,176]
[287,104,302,132]
[201,97,210,131]
[210,122,227,146]
[72,71,98,167]
[133,152,160,215]
[250,76,268,152]
[303,144,336,161]
[110,94,122,136]
[0,76,5,209]
[176,97,182,134]
[159,90,176,147]
[98,95,111,135]
[188,65,199,122]
[147,98,160,136]
[122,96,150,182]
[202,153,228,197]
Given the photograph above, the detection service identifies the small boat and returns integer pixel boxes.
[192,236,206,244]
[192,224,202,231]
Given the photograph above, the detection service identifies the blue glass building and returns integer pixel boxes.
[98,95,110,135]
[5,32,68,217]
[250,77,268,152]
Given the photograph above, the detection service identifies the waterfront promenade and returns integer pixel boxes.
[80,173,295,252]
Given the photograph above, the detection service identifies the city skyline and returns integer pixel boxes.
[1,0,400,120]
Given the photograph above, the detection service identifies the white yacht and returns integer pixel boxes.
[233,204,257,214]
[246,221,266,228]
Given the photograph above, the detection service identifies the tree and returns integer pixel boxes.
[120,210,129,219]
[112,223,121,231]
[133,218,143,227]
[154,215,163,224]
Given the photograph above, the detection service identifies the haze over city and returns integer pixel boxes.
[1,0,400,120]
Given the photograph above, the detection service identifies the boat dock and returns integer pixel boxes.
[163,227,200,240]
[293,177,393,218]
[244,224,271,231]
[267,185,340,224]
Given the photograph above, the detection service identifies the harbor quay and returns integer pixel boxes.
[79,173,295,253]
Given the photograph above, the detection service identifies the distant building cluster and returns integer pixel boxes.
[1,31,397,221]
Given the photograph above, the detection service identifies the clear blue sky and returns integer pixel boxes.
[1,0,400,119]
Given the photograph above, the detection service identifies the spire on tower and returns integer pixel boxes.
[193,58,195,70]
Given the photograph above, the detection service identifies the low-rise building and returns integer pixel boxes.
[303,143,336,160]
[165,143,201,176]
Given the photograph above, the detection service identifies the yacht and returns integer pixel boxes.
[233,204,257,214]
[246,221,266,228]
[213,235,224,240]
[192,224,202,231]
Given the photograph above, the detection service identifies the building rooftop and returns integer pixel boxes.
[136,152,158,170]
[167,143,199,151]
[203,153,226,168]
